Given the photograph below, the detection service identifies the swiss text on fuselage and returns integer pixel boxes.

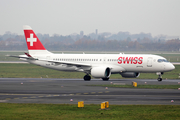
[118,57,143,64]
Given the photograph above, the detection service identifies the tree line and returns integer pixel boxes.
[0,31,179,52]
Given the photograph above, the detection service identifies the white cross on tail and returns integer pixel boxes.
[27,34,37,46]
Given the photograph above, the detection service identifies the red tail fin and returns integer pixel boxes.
[23,25,46,50]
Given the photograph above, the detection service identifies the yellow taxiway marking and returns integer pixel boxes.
[38,96,44,97]
[1,90,110,101]
[30,96,36,98]
[0,93,38,96]
[46,95,52,97]
[53,95,60,96]
[91,92,96,94]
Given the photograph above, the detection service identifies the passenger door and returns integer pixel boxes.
[147,57,152,67]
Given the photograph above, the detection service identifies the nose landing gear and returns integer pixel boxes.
[156,72,163,81]
[157,77,162,81]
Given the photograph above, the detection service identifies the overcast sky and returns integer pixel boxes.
[0,0,180,37]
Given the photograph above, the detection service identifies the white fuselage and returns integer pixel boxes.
[21,53,175,74]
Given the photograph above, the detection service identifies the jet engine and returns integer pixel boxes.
[91,67,111,78]
[120,72,140,78]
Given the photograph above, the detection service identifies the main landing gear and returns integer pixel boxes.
[83,74,91,81]
[83,74,109,81]
[102,78,109,81]
[156,72,163,82]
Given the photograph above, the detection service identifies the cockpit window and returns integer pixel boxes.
[157,59,169,63]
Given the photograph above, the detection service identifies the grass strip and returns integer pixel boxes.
[0,103,180,120]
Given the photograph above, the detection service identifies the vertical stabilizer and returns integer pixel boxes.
[23,25,52,55]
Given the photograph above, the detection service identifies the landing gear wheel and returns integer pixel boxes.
[102,78,109,81]
[156,72,163,82]
[157,78,162,81]
[83,75,91,81]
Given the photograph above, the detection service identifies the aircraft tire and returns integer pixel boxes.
[157,78,162,81]
[102,78,109,81]
[84,75,91,81]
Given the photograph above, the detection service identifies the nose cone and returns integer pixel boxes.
[172,64,175,70]
[167,63,175,71]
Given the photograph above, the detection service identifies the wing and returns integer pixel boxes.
[8,52,91,67]
[41,59,92,67]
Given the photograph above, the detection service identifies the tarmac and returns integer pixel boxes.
[0,78,180,105]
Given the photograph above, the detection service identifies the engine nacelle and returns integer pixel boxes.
[91,67,111,78]
[120,72,140,78]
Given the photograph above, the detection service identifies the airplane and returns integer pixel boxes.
[9,25,175,81]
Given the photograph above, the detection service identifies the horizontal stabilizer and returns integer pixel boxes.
[7,52,38,60]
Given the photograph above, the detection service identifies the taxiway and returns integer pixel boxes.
[0,78,180,105]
